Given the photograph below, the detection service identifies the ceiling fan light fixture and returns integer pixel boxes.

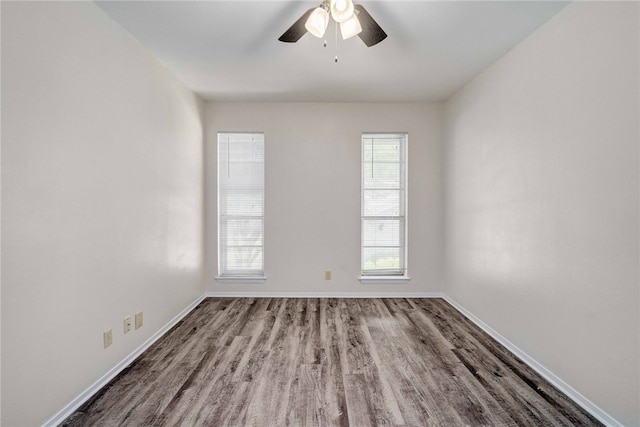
[305,6,330,38]
[330,0,354,23]
[279,2,386,49]
[340,13,362,39]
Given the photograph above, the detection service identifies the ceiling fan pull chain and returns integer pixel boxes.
[324,10,327,48]
[335,20,338,63]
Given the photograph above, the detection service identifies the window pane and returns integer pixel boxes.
[363,219,401,246]
[221,191,264,216]
[361,134,407,276]
[227,247,263,271]
[363,189,401,216]
[363,162,401,189]
[223,219,264,246]
[363,140,401,162]
[218,132,264,277]
[362,247,401,272]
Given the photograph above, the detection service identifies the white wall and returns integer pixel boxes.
[1,2,204,425]
[205,103,443,295]
[444,2,639,425]
[0,3,3,422]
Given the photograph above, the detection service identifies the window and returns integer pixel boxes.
[217,132,265,280]
[361,133,408,281]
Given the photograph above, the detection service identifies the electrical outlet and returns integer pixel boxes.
[135,311,143,329]
[104,329,113,348]
[124,316,132,334]
[325,270,332,280]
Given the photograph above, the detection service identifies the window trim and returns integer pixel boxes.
[360,132,409,280]
[216,132,265,280]
[358,275,410,284]
[214,275,267,284]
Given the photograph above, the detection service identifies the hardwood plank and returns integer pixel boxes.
[416,298,602,426]
[319,298,349,427]
[63,298,603,427]
[353,300,405,425]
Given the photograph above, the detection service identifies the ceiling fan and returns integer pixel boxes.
[278,0,387,47]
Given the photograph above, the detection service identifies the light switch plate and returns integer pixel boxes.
[135,311,143,329]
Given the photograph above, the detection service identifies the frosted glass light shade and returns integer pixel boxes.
[305,7,329,38]
[340,13,362,39]
[330,0,354,23]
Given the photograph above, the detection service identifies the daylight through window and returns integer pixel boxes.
[361,133,407,277]
[218,132,264,278]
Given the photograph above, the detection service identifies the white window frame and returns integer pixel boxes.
[216,132,266,283]
[359,133,409,284]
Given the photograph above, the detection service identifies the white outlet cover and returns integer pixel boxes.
[124,316,132,333]
[104,329,113,348]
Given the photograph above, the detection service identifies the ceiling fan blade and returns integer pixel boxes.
[278,7,315,43]
[354,4,387,47]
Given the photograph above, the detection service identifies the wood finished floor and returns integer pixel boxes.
[64,298,602,426]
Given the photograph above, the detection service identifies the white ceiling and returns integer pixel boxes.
[95,0,568,102]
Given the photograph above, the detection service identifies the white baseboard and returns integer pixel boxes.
[42,294,207,427]
[441,295,622,427]
[206,291,446,298]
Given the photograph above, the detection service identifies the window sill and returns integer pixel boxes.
[359,276,410,284]
[215,276,266,284]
